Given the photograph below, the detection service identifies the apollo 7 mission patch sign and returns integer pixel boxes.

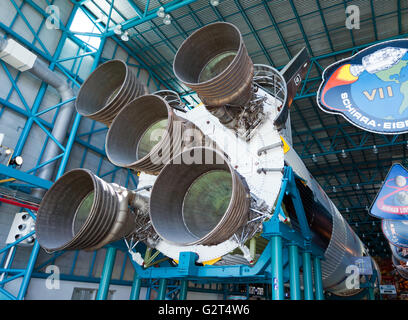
[317,39,408,134]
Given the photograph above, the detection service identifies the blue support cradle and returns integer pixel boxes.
[128,167,326,300]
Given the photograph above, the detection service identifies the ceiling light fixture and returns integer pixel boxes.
[210,0,220,6]
[10,156,23,167]
[114,25,122,35]
[121,31,129,42]
[157,6,165,18]
[163,14,171,25]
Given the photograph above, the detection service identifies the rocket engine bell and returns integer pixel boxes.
[105,94,206,175]
[75,60,146,126]
[149,146,250,246]
[36,169,150,252]
[173,22,254,107]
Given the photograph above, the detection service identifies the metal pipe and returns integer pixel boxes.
[96,246,116,300]
[30,58,76,193]
[130,274,142,300]
[271,235,284,300]
[302,251,314,300]
[0,38,76,197]
[288,244,301,300]
[313,256,324,300]
[0,247,15,284]
[0,197,39,211]
[149,146,250,246]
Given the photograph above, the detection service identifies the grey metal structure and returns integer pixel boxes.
[149,146,251,246]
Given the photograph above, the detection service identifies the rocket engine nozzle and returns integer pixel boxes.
[173,22,254,107]
[75,60,146,126]
[105,94,206,175]
[149,146,250,246]
[35,169,148,252]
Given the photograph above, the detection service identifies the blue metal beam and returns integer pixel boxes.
[96,247,117,300]
[0,164,52,190]
[104,0,200,36]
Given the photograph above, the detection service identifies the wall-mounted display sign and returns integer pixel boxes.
[382,219,408,248]
[317,39,408,134]
[370,163,408,220]
[380,284,397,295]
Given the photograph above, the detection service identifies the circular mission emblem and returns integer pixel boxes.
[317,39,408,134]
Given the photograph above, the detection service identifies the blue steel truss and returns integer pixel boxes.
[0,0,400,299]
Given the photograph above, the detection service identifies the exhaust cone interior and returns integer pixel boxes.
[137,119,168,159]
[149,147,250,246]
[183,170,233,239]
[199,51,237,82]
[105,95,177,173]
[72,190,94,235]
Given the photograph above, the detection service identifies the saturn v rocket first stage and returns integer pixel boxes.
[35,22,380,297]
